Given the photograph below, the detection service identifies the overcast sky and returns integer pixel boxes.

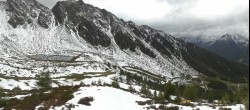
[2,0,249,37]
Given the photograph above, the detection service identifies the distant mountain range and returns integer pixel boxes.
[179,34,249,65]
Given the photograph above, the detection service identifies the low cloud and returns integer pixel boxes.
[83,0,249,37]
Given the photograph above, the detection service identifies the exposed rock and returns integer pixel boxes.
[6,0,52,28]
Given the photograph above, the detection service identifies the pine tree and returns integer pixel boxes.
[12,86,22,95]
[235,88,242,103]
[183,85,198,101]
[207,89,214,103]
[221,92,230,105]
[164,82,176,100]
[0,87,8,107]
[128,85,136,93]
[153,90,157,100]
[140,84,148,95]
[111,78,120,88]
[244,83,249,110]
[0,87,4,98]
[97,79,102,86]
[147,88,152,97]
[36,72,52,89]
[157,91,165,102]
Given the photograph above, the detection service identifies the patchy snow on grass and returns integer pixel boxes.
[11,94,32,100]
[156,103,246,110]
[35,104,44,110]
[52,86,148,110]
[179,104,245,110]
[0,74,246,110]
[81,74,115,85]
[225,104,245,110]
[0,78,37,90]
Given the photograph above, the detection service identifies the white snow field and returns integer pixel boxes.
[51,86,148,110]
[50,86,245,110]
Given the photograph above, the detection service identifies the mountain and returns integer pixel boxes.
[0,0,249,109]
[0,0,248,84]
[180,34,249,65]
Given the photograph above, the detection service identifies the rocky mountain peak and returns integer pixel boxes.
[219,34,249,45]
[218,34,236,44]
[0,1,6,7]
[6,0,53,28]
[127,20,136,26]
[221,34,232,39]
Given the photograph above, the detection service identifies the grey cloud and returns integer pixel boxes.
[0,0,248,38]
[37,0,61,8]
[146,1,249,37]
[0,0,61,8]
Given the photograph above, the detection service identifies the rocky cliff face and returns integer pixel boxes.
[6,0,53,28]
[51,0,182,59]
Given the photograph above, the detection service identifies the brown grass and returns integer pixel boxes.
[4,86,80,110]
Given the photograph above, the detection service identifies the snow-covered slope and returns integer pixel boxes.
[52,86,245,110]
[0,0,248,82]
[0,0,198,79]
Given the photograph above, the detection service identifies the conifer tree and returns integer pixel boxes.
[36,72,52,89]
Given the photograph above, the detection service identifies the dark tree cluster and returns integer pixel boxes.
[120,68,248,105]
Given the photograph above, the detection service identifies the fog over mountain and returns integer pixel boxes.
[1,0,248,38]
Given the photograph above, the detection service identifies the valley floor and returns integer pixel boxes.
[0,72,246,110]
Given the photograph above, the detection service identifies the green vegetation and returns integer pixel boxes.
[181,42,249,83]
[0,87,8,107]
[164,82,176,100]
[128,85,136,93]
[65,74,90,81]
[120,67,249,105]
[206,89,214,103]
[122,66,165,81]
[156,91,165,103]
[183,85,199,101]
[221,92,230,105]
[36,72,52,89]
[4,86,79,110]
[12,86,22,95]
[78,97,94,106]
[244,82,249,110]
[140,84,152,96]
[111,78,120,88]
[0,72,115,109]
[67,72,114,80]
